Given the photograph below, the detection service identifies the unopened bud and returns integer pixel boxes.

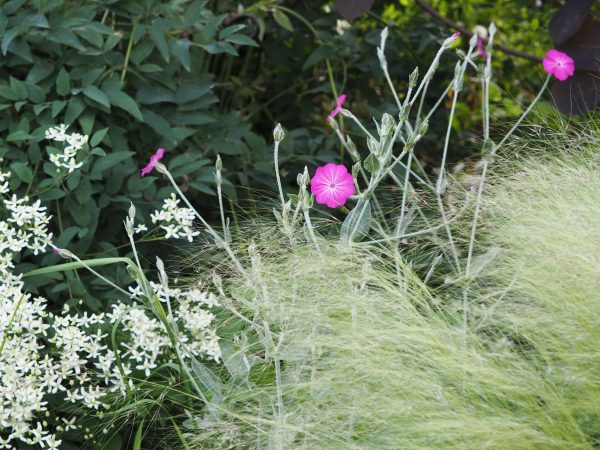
[123,217,134,236]
[453,61,464,91]
[380,113,395,137]
[273,123,285,143]
[213,273,222,291]
[128,203,136,221]
[156,256,168,287]
[367,136,380,156]
[215,154,222,171]
[409,67,419,89]
[346,136,359,161]
[418,119,429,136]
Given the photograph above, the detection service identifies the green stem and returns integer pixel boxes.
[120,23,137,82]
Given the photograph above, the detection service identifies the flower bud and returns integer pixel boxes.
[215,154,222,171]
[339,108,352,118]
[409,67,419,89]
[123,217,134,236]
[156,256,168,287]
[128,203,136,221]
[380,113,395,137]
[213,273,222,291]
[367,136,380,156]
[346,136,359,161]
[418,119,429,136]
[352,162,361,179]
[469,33,478,49]
[453,62,464,91]
[273,123,285,143]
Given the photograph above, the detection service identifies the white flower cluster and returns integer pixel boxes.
[0,159,9,194]
[0,189,65,447]
[128,282,221,363]
[2,194,53,256]
[150,193,199,242]
[45,124,88,173]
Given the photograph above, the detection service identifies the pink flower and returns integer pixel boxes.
[477,37,487,60]
[327,94,347,121]
[141,148,165,177]
[542,49,575,81]
[310,163,355,208]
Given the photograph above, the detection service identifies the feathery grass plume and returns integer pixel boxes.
[183,223,589,449]
[471,141,600,444]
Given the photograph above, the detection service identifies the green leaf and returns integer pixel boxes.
[92,151,134,175]
[38,188,65,201]
[106,89,143,121]
[75,178,92,204]
[51,100,67,118]
[149,21,170,62]
[10,161,33,183]
[56,68,70,96]
[9,76,27,100]
[1,28,21,55]
[363,153,380,174]
[142,109,175,142]
[171,39,191,71]
[23,257,134,278]
[273,9,294,32]
[136,86,176,105]
[83,85,110,109]
[191,358,222,399]
[6,130,32,142]
[225,34,259,47]
[175,80,213,104]
[302,46,335,70]
[104,32,122,51]
[220,24,246,39]
[50,27,85,50]
[340,199,372,243]
[133,418,145,450]
[91,127,109,147]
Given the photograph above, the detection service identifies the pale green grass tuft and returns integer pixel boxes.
[188,229,592,448]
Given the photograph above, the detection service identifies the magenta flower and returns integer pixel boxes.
[477,37,488,60]
[310,163,355,208]
[542,49,575,81]
[327,94,347,121]
[141,148,165,177]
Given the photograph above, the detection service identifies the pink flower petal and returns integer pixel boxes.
[310,163,355,209]
[542,49,575,81]
[141,148,165,177]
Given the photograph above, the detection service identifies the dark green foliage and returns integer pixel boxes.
[0,0,263,307]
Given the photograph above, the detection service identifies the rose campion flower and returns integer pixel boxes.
[477,37,487,60]
[310,163,355,208]
[327,94,347,121]
[542,49,575,81]
[141,148,165,177]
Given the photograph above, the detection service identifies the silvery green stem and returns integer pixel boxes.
[465,75,551,278]
[303,209,320,251]
[397,151,414,235]
[216,174,227,238]
[340,110,376,141]
[160,165,249,279]
[361,197,469,244]
[273,134,285,209]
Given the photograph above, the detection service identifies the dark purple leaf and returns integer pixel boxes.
[558,18,600,72]
[333,0,375,20]
[550,71,600,116]
[549,0,595,45]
